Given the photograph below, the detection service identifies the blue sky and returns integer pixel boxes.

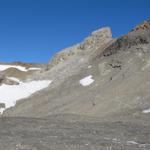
[0,0,150,63]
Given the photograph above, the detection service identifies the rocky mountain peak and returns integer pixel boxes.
[91,27,112,38]
[48,27,112,68]
[79,27,112,50]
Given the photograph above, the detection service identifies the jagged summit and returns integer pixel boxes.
[79,27,112,50]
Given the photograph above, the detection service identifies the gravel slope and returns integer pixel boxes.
[0,116,150,150]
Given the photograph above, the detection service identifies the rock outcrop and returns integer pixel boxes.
[101,21,150,57]
[79,27,112,50]
[48,27,112,68]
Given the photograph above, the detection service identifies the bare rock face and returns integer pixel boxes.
[48,45,77,67]
[79,27,112,50]
[48,27,112,68]
[101,21,150,57]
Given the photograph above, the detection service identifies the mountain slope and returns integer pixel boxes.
[3,21,150,125]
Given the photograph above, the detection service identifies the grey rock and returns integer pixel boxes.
[47,27,112,69]
[0,73,5,83]
[0,103,5,108]
[79,27,112,50]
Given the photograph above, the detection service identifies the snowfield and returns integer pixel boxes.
[0,80,52,113]
[0,64,41,72]
[79,75,94,86]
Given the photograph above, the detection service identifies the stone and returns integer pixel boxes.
[0,103,5,108]
[79,27,112,50]
[48,27,112,69]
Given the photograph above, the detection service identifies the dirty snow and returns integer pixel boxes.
[28,67,41,71]
[0,108,5,114]
[79,75,94,86]
[142,108,150,113]
[88,65,92,69]
[0,80,52,113]
[127,141,138,145]
[0,64,41,72]
[7,77,20,83]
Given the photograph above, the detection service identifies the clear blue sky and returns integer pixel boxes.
[0,0,150,63]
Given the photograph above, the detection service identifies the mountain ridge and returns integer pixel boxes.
[3,20,150,120]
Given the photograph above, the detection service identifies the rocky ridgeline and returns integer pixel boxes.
[101,21,150,57]
[79,27,112,50]
[131,20,150,32]
[48,27,112,68]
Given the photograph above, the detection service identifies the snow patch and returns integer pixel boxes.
[0,65,41,72]
[28,67,41,71]
[0,80,52,113]
[142,108,150,113]
[0,108,5,114]
[127,141,138,145]
[88,65,92,69]
[7,77,20,83]
[79,75,94,86]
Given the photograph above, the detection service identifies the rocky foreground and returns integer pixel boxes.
[0,116,150,150]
